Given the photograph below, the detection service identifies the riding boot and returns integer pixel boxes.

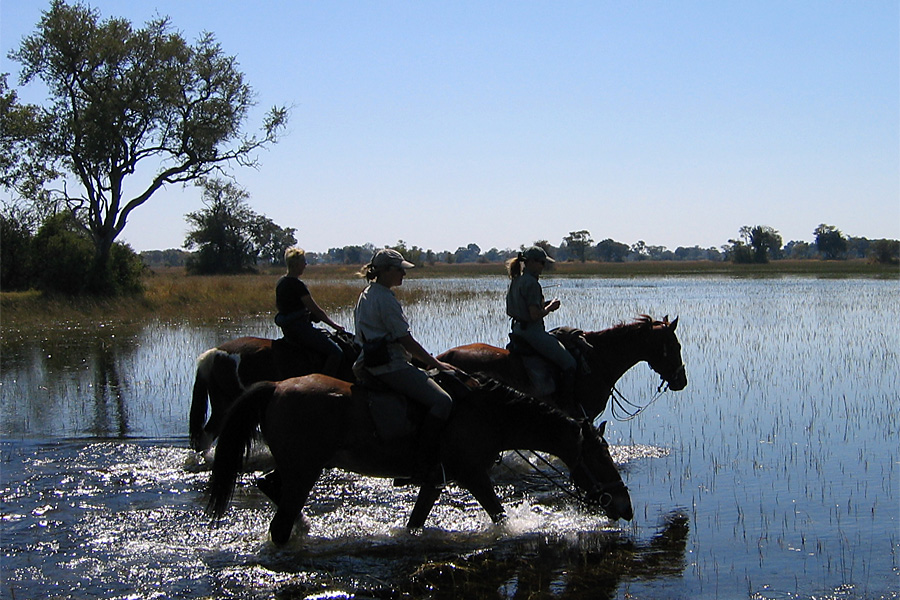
[401,413,447,487]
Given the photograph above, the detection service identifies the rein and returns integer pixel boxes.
[607,380,668,422]
[503,448,624,509]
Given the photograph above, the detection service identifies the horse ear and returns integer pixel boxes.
[597,420,607,436]
[671,317,679,331]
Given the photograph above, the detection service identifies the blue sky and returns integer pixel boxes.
[2,1,898,253]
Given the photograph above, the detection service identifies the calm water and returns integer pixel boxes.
[1,276,898,599]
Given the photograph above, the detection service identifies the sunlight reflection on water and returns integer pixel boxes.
[1,276,898,599]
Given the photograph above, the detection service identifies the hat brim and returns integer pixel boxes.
[399,260,415,269]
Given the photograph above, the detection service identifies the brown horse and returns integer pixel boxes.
[437,315,687,421]
[207,372,633,545]
[189,331,358,451]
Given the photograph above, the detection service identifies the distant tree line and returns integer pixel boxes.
[289,224,898,267]
[4,3,895,296]
[137,224,899,270]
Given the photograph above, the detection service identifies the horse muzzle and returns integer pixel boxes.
[665,364,688,392]
[586,480,633,521]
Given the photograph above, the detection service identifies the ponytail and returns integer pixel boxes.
[506,252,525,280]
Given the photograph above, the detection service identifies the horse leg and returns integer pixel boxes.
[255,470,282,505]
[406,485,442,529]
[457,471,507,524]
[269,467,322,546]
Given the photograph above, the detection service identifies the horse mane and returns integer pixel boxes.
[585,314,658,339]
[463,372,573,423]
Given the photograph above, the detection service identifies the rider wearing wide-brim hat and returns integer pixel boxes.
[353,248,457,484]
[505,245,577,404]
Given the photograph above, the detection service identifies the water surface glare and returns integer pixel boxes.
[1,276,897,599]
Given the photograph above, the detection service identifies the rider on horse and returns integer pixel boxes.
[506,246,578,408]
[353,249,459,485]
[275,247,346,377]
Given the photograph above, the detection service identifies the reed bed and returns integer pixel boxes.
[1,260,895,331]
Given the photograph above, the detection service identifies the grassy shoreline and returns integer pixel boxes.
[1,259,896,329]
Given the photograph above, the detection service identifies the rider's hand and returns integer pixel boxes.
[435,360,458,373]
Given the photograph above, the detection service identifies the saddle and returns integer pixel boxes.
[272,329,358,378]
[506,326,592,397]
[360,370,475,443]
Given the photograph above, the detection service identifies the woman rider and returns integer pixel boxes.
[353,248,457,485]
[505,246,577,406]
[275,247,345,377]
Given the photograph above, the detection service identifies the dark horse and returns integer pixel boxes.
[207,373,633,545]
[189,331,358,451]
[437,315,687,421]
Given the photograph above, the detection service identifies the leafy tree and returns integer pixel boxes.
[563,230,593,262]
[139,248,192,268]
[630,240,649,261]
[0,206,35,290]
[31,213,96,293]
[871,239,900,265]
[7,1,286,292]
[725,239,754,264]
[184,178,270,274]
[250,216,296,266]
[0,74,57,202]
[784,240,813,259]
[596,239,630,262]
[814,224,848,260]
[674,246,722,261]
[739,225,783,263]
[454,243,482,263]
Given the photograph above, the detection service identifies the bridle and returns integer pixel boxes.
[510,432,627,510]
[605,332,685,421]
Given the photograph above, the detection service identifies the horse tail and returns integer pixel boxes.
[189,348,217,451]
[207,380,277,521]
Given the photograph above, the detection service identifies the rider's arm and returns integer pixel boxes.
[396,334,455,372]
[301,294,344,331]
[528,298,560,321]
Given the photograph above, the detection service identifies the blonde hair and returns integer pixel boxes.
[506,252,526,280]
[357,259,387,282]
[284,247,306,270]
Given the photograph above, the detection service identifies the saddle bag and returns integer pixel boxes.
[362,337,391,368]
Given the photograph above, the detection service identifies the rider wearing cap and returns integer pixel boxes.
[506,245,577,406]
[354,248,457,485]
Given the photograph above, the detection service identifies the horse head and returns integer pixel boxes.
[571,420,633,521]
[640,315,687,392]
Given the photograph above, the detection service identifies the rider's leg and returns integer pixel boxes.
[293,324,344,377]
[513,324,577,407]
[378,365,453,484]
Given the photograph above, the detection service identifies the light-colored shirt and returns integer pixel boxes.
[353,282,412,373]
[506,271,545,325]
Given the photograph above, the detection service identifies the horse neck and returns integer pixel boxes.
[584,324,649,384]
[496,401,582,464]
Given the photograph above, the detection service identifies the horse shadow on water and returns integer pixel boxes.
[217,508,690,599]
[206,371,634,546]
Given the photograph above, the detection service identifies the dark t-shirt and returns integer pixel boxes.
[275,276,311,315]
